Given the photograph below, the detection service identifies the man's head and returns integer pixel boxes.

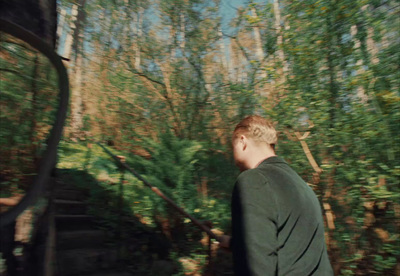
[232,115,277,171]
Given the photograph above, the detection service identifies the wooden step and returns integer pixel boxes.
[55,215,96,231]
[74,272,133,276]
[54,188,88,201]
[55,199,88,215]
[57,230,107,250]
[56,248,118,276]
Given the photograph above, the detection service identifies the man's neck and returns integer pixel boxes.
[247,151,276,169]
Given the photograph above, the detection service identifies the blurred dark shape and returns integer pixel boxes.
[107,140,115,146]
[0,0,57,47]
[0,1,58,275]
[0,221,18,275]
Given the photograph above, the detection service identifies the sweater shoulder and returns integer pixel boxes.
[236,168,269,189]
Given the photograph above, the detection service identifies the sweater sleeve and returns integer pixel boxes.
[231,170,278,276]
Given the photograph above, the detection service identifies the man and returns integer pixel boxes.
[219,115,333,275]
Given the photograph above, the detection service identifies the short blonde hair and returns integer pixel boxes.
[233,115,277,146]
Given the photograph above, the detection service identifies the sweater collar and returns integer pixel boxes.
[257,156,287,168]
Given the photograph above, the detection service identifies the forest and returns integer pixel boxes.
[0,0,399,275]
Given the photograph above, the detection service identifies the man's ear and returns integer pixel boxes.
[240,135,247,150]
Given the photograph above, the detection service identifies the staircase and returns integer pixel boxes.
[53,179,131,276]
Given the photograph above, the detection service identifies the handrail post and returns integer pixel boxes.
[116,155,126,262]
[202,220,213,267]
[84,141,92,171]
[208,229,212,267]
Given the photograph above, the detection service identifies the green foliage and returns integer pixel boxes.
[127,130,232,229]
[265,0,400,274]
[57,139,232,274]
[0,33,58,192]
[58,137,232,233]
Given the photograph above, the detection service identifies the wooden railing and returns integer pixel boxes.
[0,19,69,229]
[96,142,220,240]
[94,142,220,265]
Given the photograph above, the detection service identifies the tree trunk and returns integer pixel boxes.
[179,12,186,52]
[31,54,39,162]
[229,38,239,82]
[326,7,338,127]
[251,7,268,96]
[251,7,265,64]
[62,4,78,60]
[273,0,288,79]
[134,7,144,71]
[56,7,66,52]
[351,24,368,103]
[218,28,230,82]
[70,0,86,138]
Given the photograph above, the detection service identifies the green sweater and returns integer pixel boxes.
[230,156,333,275]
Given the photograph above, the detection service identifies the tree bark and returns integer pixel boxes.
[70,0,86,138]
[218,28,230,82]
[134,7,144,71]
[251,7,268,96]
[62,4,78,60]
[179,12,186,52]
[31,54,39,162]
[56,7,66,52]
[273,0,288,79]
[351,24,369,103]
[251,7,265,65]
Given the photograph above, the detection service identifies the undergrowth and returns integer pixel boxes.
[57,139,233,275]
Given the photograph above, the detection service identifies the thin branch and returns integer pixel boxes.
[132,70,166,88]
[124,56,166,88]
[295,131,310,140]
